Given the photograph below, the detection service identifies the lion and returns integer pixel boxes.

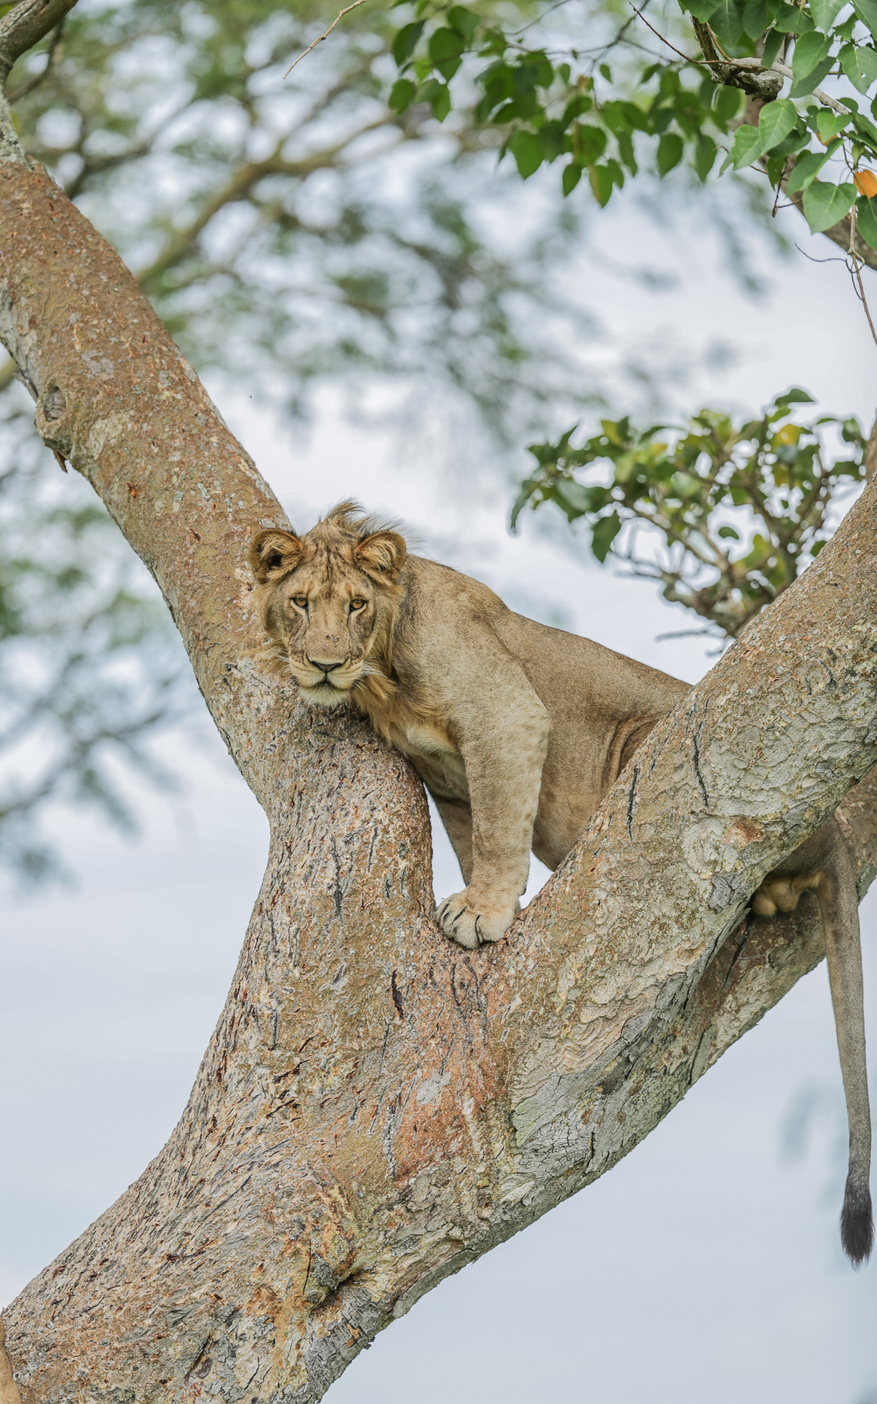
[249,500,872,1266]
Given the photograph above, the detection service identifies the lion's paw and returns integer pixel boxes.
[435,890,519,949]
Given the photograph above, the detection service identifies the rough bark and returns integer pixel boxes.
[1,158,876,1403]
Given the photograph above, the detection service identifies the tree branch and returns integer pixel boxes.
[0,0,77,162]
[689,19,877,273]
[0,0,75,82]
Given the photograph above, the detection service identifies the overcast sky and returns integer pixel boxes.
[2,171,876,1402]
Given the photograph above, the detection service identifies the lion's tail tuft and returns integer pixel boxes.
[841,1176,874,1266]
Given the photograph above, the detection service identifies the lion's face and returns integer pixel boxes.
[249,510,406,708]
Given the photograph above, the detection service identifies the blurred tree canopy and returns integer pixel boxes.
[2,0,874,876]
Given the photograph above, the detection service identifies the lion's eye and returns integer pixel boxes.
[349,598,366,612]
[292,595,308,609]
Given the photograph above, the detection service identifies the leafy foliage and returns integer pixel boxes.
[389,0,740,203]
[387,0,877,248]
[512,391,868,640]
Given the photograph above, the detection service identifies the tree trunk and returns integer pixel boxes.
[2,159,877,1404]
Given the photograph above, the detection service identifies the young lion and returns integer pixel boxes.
[249,501,872,1266]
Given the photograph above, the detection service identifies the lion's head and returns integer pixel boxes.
[249,501,407,708]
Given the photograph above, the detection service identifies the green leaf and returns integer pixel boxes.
[556,479,598,514]
[392,21,425,67]
[774,387,815,405]
[854,0,877,39]
[428,26,465,79]
[562,161,582,194]
[617,129,638,173]
[695,133,717,181]
[418,78,451,120]
[840,42,877,93]
[742,0,770,38]
[388,78,416,113]
[428,28,465,63]
[761,27,785,66]
[852,108,877,142]
[789,31,833,98]
[684,0,721,19]
[856,192,877,248]
[817,110,853,142]
[724,123,762,171]
[656,131,684,175]
[714,84,745,123]
[588,163,615,205]
[810,0,846,30]
[591,512,622,562]
[802,179,858,230]
[786,146,832,192]
[601,418,626,446]
[509,129,544,178]
[766,152,787,185]
[432,84,451,121]
[447,6,480,42]
[757,98,798,152]
[790,53,836,97]
[708,0,744,45]
[573,124,607,165]
[773,1,814,31]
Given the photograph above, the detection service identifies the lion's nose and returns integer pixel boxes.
[309,658,343,673]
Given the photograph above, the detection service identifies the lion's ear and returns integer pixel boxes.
[354,530,407,582]
[248,529,303,583]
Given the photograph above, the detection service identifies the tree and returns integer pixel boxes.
[1,1,876,1401]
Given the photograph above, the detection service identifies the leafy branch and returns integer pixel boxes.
[385,0,877,258]
[512,390,869,640]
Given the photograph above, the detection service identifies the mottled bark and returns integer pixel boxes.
[1,160,877,1403]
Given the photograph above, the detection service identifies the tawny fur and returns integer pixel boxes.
[249,502,872,1265]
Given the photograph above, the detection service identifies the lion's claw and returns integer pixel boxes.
[435,889,518,949]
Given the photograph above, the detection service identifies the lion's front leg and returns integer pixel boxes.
[435,679,549,948]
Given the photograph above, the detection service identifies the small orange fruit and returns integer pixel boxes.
[854,170,877,198]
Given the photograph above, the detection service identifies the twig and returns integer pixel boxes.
[794,244,848,264]
[284,1,367,78]
[629,4,706,65]
[7,13,65,101]
[848,200,877,350]
[508,0,575,39]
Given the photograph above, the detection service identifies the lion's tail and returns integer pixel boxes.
[817,823,873,1266]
